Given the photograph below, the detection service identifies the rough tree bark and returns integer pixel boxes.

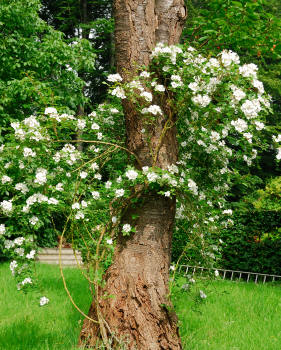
[79,1,187,349]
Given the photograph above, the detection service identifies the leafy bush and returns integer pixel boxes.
[220,210,281,275]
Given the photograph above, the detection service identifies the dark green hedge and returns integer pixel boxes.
[219,211,281,275]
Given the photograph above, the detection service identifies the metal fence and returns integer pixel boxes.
[179,265,281,284]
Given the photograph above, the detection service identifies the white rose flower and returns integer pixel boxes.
[39,296,49,306]
[72,202,80,210]
[45,107,57,115]
[81,200,88,208]
[199,290,207,299]
[105,181,112,189]
[239,63,258,78]
[21,277,32,285]
[91,122,100,130]
[80,171,88,179]
[141,105,163,116]
[222,209,233,215]
[125,169,138,181]
[15,248,25,257]
[122,224,132,233]
[23,147,36,158]
[192,94,211,107]
[14,237,25,246]
[140,71,150,78]
[220,50,240,67]
[140,91,153,102]
[241,99,261,119]
[0,224,5,235]
[115,189,125,198]
[276,148,281,160]
[26,250,36,259]
[147,172,158,182]
[188,179,198,195]
[75,211,85,220]
[77,119,86,130]
[107,73,123,82]
[34,168,48,185]
[273,134,281,143]
[231,119,248,133]
[1,175,12,184]
[254,121,265,131]
[91,191,100,200]
[155,84,165,92]
[29,216,39,226]
[0,200,13,213]
[111,87,126,99]
[55,183,64,191]
[10,260,18,275]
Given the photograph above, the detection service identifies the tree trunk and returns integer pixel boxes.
[79,1,186,349]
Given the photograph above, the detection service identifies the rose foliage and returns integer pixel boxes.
[1,43,279,299]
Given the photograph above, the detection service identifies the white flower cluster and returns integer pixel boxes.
[171,75,183,88]
[23,147,36,158]
[125,169,138,181]
[141,105,162,116]
[0,44,276,293]
[0,200,13,213]
[140,91,153,102]
[220,50,240,67]
[22,193,58,213]
[10,260,18,275]
[151,43,182,64]
[11,115,47,142]
[18,277,32,289]
[111,86,126,99]
[273,135,281,160]
[241,99,261,119]
[192,94,211,108]
[231,85,246,102]
[26,250,36,259]
[34,168,48,185]
[146,43,272,234]
[239,63,258,78]
[0,224,5,235]
[231,119,248,133]
[1,175,12,184]
[15,183,29,194]
[54,143,81,165]
[107,73,123,82]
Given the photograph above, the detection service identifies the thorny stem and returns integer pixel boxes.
[58,214,99,325]
[53,139,142,167]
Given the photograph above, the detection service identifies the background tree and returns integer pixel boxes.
[40,0,114,105]
[0,0,95,133]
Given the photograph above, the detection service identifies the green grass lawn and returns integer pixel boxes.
[0,263,91,350]
[173,276,281,350]
[0,263,280,350]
